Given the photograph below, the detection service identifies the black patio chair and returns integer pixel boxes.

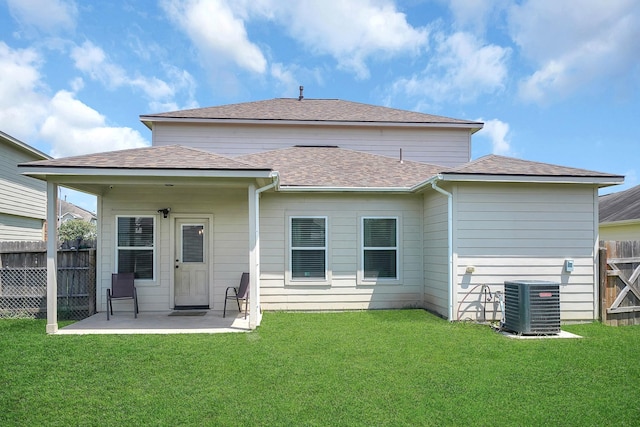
[107,272,138,320]
[223,272,249,319]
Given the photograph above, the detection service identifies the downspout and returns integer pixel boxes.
[251,172,279,328]
[431,175,454,321]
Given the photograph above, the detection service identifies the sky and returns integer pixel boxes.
[1,0,639,213]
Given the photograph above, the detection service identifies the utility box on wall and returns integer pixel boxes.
[503,280,560,335]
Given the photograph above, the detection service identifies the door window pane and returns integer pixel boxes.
[182,225,204,263]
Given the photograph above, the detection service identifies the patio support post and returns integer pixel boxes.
[46,182,59,334]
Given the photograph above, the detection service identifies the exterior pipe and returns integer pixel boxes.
[431,176,454,321]
[250,172,280,328]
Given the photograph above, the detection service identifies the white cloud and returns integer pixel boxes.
[6,0,77,34]
[509,0,640,103]
[71,41,127,88]
[0,42,149,158]
[161,0,428,80]
[476,118,512,155]
[41,90,149,158]
[259,0,429,79]
[447,0,507,35]
[161,0,267,74]
[270,63,299,94]
[391,31,510,104]
[70,40,197,111]
[0,42,48,140]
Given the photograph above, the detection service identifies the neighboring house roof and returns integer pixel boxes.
[599,184,640,224]
[0,130,50,160]
[237,146,444,189]
[59,199,96,223]
[140,98,483,131]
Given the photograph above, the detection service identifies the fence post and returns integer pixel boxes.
[598,246,607,324]
[88,249,96,315]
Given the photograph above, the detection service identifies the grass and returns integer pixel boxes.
[1,310,639,426]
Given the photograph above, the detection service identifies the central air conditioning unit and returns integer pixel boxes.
[503,280,560,335]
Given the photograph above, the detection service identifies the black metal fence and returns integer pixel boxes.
[0,242,96,320]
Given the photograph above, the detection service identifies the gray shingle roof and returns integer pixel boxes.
[599,184,640,223]
[237,146,444,188]
[141,98,483,127]
[20,145,622,190]
[444,154,622,178]
[20,145,266,171]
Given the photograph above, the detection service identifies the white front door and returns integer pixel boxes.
[174,218,209,308]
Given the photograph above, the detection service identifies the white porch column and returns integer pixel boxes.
[248,184,260,328]
[46,182,58,334]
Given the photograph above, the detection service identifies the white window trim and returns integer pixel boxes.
[115,214,157,282]
[358,216,401,285]
[285,215,330,286]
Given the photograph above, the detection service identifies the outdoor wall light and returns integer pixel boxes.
[158,208,171,218]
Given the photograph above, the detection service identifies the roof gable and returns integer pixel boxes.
[141,98,483,129]
[599,184,640,224]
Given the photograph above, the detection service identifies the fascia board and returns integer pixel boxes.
[437,174,624,186]
[139,116,482,131]
[277,186,412,193]
[20,167,273,179]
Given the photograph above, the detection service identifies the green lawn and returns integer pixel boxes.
[1,310,639,426]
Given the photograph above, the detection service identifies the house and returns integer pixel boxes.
[19,98,623,333]
[0,130,50,241]
[58,199,97,226]
[599,184,640,241]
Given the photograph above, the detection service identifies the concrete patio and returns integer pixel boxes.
[56,310,251,335]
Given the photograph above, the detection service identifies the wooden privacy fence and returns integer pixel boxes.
[599,240,640,326]
[0,241,96,320]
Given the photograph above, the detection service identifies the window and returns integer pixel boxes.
[362,217,398,280]
[116,216,155,280]
[182,224,204,263]
[290,217,327,280]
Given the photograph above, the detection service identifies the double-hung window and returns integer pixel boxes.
[116,216,155,280]
[290,216,327,280]
[362,217,398,280]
